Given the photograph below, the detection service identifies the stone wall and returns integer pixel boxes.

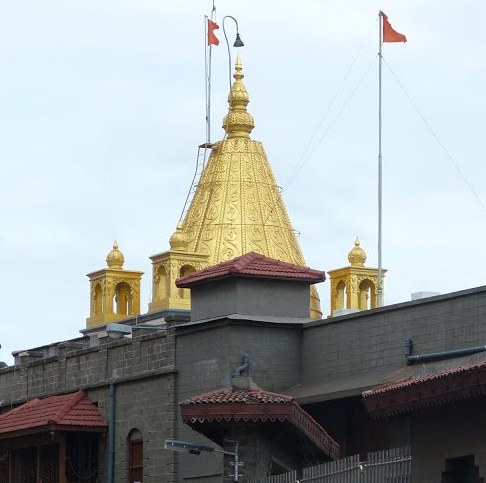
[0,331,177,483]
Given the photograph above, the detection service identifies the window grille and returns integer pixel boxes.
[66,434,99,482]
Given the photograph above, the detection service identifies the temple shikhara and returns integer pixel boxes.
[1,39,485,483]
[86,55,322,328]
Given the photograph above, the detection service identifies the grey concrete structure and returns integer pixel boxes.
[1,269,486,481]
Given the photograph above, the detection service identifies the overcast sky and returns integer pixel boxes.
[1,0,485,364]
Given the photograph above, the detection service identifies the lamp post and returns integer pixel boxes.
[222,15,244,91]
[164,439,243,481]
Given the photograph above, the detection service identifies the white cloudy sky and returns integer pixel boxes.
[0,0,485,363]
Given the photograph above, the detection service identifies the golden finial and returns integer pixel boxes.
[222,54,255,139]
[348,236,367,267]
[106,240,125,269]
[169,222,189,251]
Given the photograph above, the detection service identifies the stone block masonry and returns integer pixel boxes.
[0,331,177,483]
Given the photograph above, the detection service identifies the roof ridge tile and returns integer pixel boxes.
[52,389,86,424]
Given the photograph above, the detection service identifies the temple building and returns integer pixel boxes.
[84,55,321,327]
[1,51,486,483]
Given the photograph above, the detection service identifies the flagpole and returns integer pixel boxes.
[206,1,216,144]
[205,15,210,144]
[377,11,383,307]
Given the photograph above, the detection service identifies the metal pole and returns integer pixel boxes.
[223,17,233,92]
[233,442,239,482]
[107,380,116,483]
[204,15,210,144]
[206,2,217,144]
[377,11,383,308]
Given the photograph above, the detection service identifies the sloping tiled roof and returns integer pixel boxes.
[363,359,486,418]
[0,390,107,437]
[180,386,339,460]
[176,252,326,288]
[183,388,293,405]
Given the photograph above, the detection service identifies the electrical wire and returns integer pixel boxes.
[383,57,486,216]
[284,18,378,192]
[283,56,376,192]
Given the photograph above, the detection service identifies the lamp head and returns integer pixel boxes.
[233,33,244,47]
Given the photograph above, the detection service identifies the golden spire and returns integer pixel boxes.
[106,240,125,269]
[222,54,255,139]
[348,236,367,267]
[151,55,322,318]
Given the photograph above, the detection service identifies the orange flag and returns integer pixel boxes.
[381,12,407,43]
[207,19,220,46]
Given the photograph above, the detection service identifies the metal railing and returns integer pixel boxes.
[248,446,411,483]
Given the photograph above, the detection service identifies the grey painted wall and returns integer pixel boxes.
[190,278,311,321]
[301,286,486,383]
[411,398,486,482]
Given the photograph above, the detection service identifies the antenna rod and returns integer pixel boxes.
[377,11,383,307]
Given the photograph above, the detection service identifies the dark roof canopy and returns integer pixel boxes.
[363,359,486,418]
[180,386,339,460]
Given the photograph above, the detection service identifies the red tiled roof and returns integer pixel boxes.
[363,359,486,418]
[0,390,107,437]
[180,387,339,460]
[183,388,294,405]
[176,252,326,288]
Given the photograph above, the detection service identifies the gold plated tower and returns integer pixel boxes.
[86,242,144,328]
[149,55,322,317]
[328,237,386,317]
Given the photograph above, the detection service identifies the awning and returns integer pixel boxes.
[363,358,486,418]
[180,386,339,460]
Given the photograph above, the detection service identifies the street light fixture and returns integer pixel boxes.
[164,439,243,481]
[222,15,244,91]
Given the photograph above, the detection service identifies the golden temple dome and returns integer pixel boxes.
[348,237,367,267]
[106,241,125,269]
[169,222,189,251]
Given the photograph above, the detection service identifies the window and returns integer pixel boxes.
[442,454,483,483]
[128,429,143,483]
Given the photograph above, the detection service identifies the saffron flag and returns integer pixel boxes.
[381,12,407,43]
[207,19,220,46]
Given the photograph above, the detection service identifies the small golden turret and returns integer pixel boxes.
[328,237,386,317]
[86,241,143,329]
